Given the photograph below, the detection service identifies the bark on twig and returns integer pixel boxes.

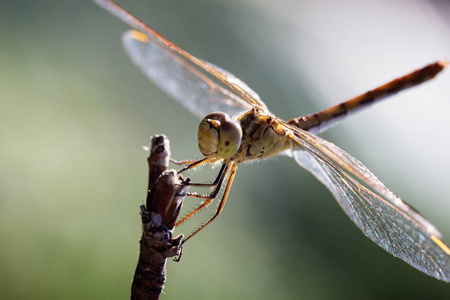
[131,135,188,300]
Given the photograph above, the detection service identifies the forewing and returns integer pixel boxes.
[285,123,450,282]
[122,31,252,118]
[94,0,267,118]
[197,59,267,111]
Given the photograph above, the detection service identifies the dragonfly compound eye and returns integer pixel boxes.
[197,112,242,159]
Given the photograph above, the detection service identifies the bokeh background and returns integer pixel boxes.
[1,0,450,299]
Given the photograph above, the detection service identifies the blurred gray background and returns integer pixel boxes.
[1,0,450,299]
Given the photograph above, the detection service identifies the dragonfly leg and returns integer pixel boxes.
[184,163,228,188]
[170,158,201,165]
[175,162,231,227]
[177,157,222,174]
[177,160,228,199]
[184,163,228,199]
[182,162,238,244]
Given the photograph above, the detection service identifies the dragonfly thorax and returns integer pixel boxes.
[197,112,243,159]
[235,108,291,163]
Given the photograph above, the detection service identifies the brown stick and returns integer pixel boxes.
[131,135,188,300]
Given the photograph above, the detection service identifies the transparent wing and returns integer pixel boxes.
[94,0,267,118]
[284,122,450,282]
[122,30,253,119]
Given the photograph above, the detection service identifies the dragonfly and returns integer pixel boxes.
[94,0,450,282]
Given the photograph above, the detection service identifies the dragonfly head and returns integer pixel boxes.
[197,112,242,159]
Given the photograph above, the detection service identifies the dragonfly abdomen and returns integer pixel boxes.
[288,60,448,135]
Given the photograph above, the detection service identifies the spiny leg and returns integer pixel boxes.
[170,158,201,165]
[178,160,228,197]
[175,162,232,227]
[177,157,222,174]
[184,162,228,201]
[182,162,238,244]
[185,163,228,189]
[171,156,220,166]
[178,157,227,198]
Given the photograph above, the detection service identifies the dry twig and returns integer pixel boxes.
[131,135,188,300]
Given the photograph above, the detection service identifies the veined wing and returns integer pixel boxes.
[284,122,450,282]
[94,0,267,118]
[122,30,252,118]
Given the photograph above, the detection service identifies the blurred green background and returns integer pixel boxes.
[1,0,450,299]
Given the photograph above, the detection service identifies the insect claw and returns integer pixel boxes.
[172,245,183,262]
